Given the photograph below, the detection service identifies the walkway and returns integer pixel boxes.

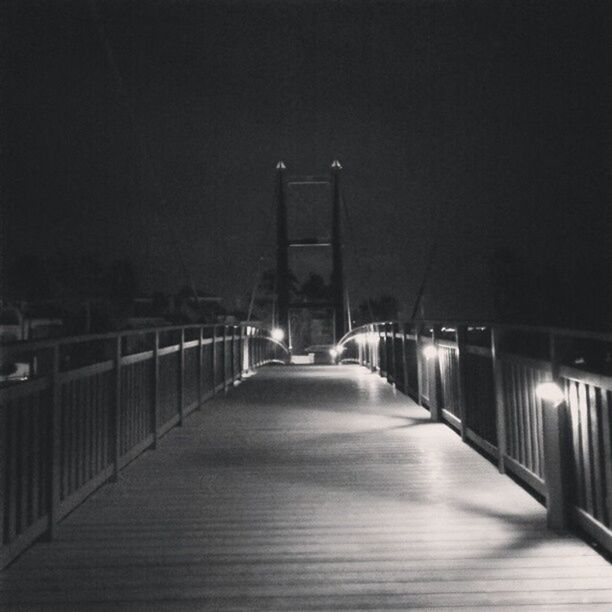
[1,366,611,610]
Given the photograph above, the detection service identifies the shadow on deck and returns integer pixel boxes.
[1,365,611,610]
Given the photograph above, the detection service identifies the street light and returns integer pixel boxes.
[536,381,565,406]
[423,345,438,360]
[271,328,284,342]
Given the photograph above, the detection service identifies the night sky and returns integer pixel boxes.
[3,1,611,325]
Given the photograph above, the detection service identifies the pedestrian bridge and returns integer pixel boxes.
[1,323,611,609]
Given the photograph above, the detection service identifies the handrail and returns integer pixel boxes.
[0,322,287,569]
[340,318,612,555]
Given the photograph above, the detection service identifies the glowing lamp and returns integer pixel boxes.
[271,328,285,342]
[329,348,338,359]
[536,382,565,406]
[355,334,367,346]
[422,345,438,360]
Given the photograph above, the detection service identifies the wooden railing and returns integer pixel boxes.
[341,321,612,555]
[0,323,287,569]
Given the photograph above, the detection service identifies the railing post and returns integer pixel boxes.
[542,332,571,531]
[197,326,203,409]
[387,322,395,385]
[415,323,424,404]
[111,335,121,482]
[456,325,468,441]
[491,326,506,473]
[151,330,159,448]
[178,328,185,426]
[429,327,442,422]
[369,325,376,372]
[46,344,61,540]
[230,326,236,383]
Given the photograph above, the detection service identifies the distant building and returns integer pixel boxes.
[0,301,64,343]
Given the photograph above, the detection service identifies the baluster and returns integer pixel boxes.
[491,327,506,473]
[151,331,159,448]
[46,345,61,540]
[178,328,185,426]
[111,336,121,482]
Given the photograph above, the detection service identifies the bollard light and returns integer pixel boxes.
[422,344,438,360]
[271,328,284,342]
[329,348,338,359]
[535,381,565,406]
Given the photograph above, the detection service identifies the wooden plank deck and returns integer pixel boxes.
[1,365,611,610]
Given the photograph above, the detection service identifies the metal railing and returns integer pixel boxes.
[0,323,288,569]
[340,321,612,554]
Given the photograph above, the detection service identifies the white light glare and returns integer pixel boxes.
[423,345,438,360]
[535,382,565,406]
[329,348,338,358]
[355,334,367,346]
[271,328,285,342]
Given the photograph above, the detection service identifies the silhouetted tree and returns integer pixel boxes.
[299,273,331,302]
[355,294,398,324]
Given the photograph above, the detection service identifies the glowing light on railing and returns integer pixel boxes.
[329,348,338,359]
[271,328,285,342]
[355,334,367,346]
[535,382,565,406]
[423,345,438,360]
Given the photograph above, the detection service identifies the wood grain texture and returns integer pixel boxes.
[1,365,610,610]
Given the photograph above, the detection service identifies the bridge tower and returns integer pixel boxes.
[275,161,347,356]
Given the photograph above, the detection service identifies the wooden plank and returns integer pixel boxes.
[465,427,498,459]
[57,466,114,521]
[2,365,610,607]
[503,455,547,495]
[571,506,612,554]
[58,361,114,384]
[121,351,154,367]
[158,345,180,357]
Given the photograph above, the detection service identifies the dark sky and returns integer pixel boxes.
[3,0,611,323]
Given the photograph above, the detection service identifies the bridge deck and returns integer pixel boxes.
[1,365,611,610]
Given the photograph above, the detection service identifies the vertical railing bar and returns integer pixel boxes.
[46,345,61,540]
[151,330,159,448]
[111,336,121,482]
[212,325,218,393]
[178,328,185,426]
[197,326,203,409]
[588,384,603,521]
[491,327,506,472]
